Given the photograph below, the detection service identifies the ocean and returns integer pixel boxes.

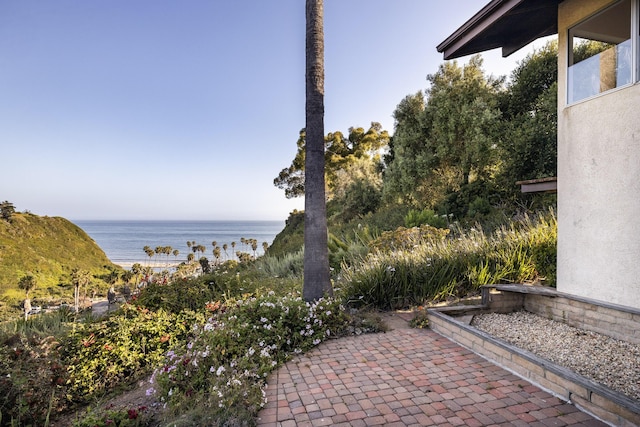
[72,220,285,268]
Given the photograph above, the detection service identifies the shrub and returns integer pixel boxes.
[0,332,68,426]
[404,208,448,228]
[61,304,202,404]
[340,211,556,309]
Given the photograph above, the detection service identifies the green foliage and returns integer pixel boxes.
[498,41,558,202]
[255,248,304,279]
[274,123,389,199]
[339,211,557,309]
[133,278,218,314]
[267,210,305,258]
[0,201,15,222]
[0,213,121,310]
[369,224,449,253]
[73,405,152,427]
[404,209,447,228]
[0,310,73,426]
[17,275,36,298]
[61,305,201,404]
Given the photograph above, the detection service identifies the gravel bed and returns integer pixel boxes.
[471,310,640,401]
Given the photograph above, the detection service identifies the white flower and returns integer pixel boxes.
[247,347,256,356]
[216,366,225,376]
[313,339,321,345]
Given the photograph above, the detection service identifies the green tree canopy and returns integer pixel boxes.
[274,123,389,199]
[383,56,504,217]
[497,41,558,196]
[0,201,16,222]
[18,274,37,298]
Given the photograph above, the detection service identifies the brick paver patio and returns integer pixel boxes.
[257,313,606,426]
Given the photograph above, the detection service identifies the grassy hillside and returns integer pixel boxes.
[0,212,120,304]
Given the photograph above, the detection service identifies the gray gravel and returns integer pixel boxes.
[471,310,640,401]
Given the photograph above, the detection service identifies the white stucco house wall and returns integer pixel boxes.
[437,0,640,310]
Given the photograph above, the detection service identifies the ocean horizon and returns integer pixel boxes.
[73,219,285,268]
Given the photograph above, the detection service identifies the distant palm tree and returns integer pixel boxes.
[231,241,237,259]
[213,247,221,265]
[18,274,36,299]
[222,243,228,260]
[71,269,92,313]
[304,0,332,301]
[250,239,258,259]
[131,263,143,287]
[172,249,180,266]
[144,246,154,266]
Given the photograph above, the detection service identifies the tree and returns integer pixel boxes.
[18,274,36,298]
[498,41,558,191]
[274,123,389,199]
[0,201,15,222]
[303,0,332,301]
[383,56,504,218]
[71,269,92,313]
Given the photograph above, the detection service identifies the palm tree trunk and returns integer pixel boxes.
[303,0,332,301]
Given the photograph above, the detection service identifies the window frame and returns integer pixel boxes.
[567,0,639,104]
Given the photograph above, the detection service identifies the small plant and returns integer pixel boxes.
[74,404,151,427]
[404,208,448,228]
[409,310,430,329]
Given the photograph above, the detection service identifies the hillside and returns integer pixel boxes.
[0,212,120,303]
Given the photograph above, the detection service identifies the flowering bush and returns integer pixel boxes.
[0,332,68,426]
[61,304,203,402]
[151,292,349,425]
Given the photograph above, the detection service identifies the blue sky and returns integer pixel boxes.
[1,1,548,221]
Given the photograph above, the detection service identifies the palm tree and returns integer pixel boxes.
[71,269,92,313]
[18,274,36,320]
[303,0,332,301]
[18,274,37,299]
[250,239,258,259]
[213,246,221,265]
[222,243,229,260]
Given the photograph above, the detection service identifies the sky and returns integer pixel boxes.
[0,1,551,221]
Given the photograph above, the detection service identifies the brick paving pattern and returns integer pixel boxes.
[257,314,606,426]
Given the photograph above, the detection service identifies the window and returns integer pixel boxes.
[568,0,638,103]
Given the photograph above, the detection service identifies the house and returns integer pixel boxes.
[438,0,640,311]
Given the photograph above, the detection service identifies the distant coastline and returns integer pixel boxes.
[73,219,284,269]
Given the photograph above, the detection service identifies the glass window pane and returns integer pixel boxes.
[568,0,632,103]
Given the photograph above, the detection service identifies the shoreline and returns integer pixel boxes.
[113,261,184,269]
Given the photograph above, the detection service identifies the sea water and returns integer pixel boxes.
[72,220,284,268]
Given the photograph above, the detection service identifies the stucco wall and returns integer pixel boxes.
[557,0,640,309]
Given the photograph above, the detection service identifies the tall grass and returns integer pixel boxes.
[339,210,557,309]
[0,306,75,338]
